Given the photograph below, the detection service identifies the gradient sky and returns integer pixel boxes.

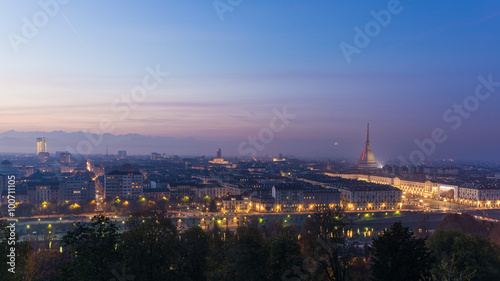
[1,0,500,160]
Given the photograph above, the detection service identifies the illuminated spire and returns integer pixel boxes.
[366,122,370,147]
[216,145,222,159]
[358,122,377,170]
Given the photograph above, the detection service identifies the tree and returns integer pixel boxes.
[300,206,353,281]
[209,199,217,212]
[345,256,370,281]
[181,196,190,204]
[29,249,64,281]
[120,210,188,281]
[267,233,304,281]
[414,218,431,239]
[420,254,476,281]
[426,229,500,281]
[15,203,36,217]
[206,221,227,281]
[60,215,121,281]
[43,225,57,250]
[0,217,32,281]
[179,226,210,281]
[437,214,491,237]
[370,222,433,281]
[224,225,268,281]
[487,222,500,246]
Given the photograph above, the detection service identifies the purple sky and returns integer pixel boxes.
[1,1,500,161]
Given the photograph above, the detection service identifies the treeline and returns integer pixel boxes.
[2,209,500,281]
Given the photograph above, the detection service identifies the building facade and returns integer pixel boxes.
[222,195,250,212]
[36,137,47,155]
[104,170,144,199]
[59,176,96,203]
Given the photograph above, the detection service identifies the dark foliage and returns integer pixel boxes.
[427,229,500,281]
[59,215,121,281]
[370,222,433,281]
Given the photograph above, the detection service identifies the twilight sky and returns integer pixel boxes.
[0,0,500,161]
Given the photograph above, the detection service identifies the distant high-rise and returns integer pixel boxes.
[151,152,162,161]
[36,137,47,154]
[59,152,72,163]
[216,146,222,159]
[118,150,127,159]
[358,122,378,170]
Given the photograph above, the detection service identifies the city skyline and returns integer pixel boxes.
[1,1,500,160]
[3,2,500,280]
[0,118,499,162]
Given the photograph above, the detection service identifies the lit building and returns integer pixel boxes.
[59,173,96,203]
[151,152,162,161]
[104,168,144,199]
[332,180,401,211]
[358,123,378,170]
[168,183,197,199]
[458,180,500,207]
[27,182,59,204]
[271,183,340,212]
[250,195,275,213]
[0,174,10,207]
[118,150,127,159]
[273,153,286,162]
[216,146,222,159]
[0,175,7,203]
[0,161,20,200]
[328,172,500,208]
[326,173,437,198]
[1,181,28,205]
[59,152,72,163]
[222,195,250,212]
[209,158,230,165]
[304,174,402,210]
[196,183,228,199]
[272,184,304,212]
[399,179,436,198]
[209,146,230,165]
[143,188,170,201]
[36,137,47,155]
[303,189,341,210]
[38,152,50,163]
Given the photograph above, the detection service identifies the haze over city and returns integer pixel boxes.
[1,0,500,159]
[4,2,500,281]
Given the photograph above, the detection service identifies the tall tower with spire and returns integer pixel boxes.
[358,122,378,170]
[216,146,222,159]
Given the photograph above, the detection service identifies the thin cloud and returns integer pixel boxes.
[476,11,500,24]
[388,21,458,50]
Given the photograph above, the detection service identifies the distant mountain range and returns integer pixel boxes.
[0,130,369,159]
[0,130,212,156]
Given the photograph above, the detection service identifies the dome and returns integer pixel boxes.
[359,147,377,169]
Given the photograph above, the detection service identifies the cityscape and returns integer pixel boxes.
[2,1,500,281]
